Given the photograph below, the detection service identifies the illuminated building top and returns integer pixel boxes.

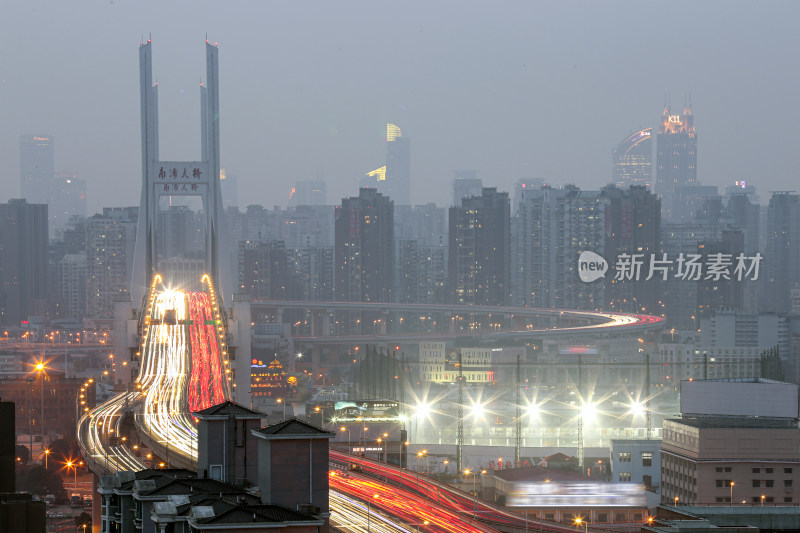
[387,123,402,142]
[659,105,695,136]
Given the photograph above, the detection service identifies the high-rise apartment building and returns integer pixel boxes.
[59,254,87,323]
[86,207,138,319]
[656,106,697,222]
[449,187,510,306]
[612,128,653,189]
[335,188,394,304]
[766,192,800,314]
[50,174,87,232]
[513,185,604,309]
[19,135,54,203]
[603,185,661,315]
[0,199,49,325]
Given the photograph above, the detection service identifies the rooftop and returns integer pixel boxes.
[252,417,335,438]
[193,400,264,419]
[668,417,799,430]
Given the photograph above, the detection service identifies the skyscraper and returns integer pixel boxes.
[0,199,49,325]
[362,124,410,205]
[86,207,138,319]
[385,123,410,205]
[612,128,652,189]
[449,187,510,306]
[19,135,54,203]
[512,185,604,309]
[603,185,661,315]
[335,188,394,304]
[766,192,800,313]
[656,105,697,221]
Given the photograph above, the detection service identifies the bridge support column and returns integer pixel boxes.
[380,310,388,335]
[448,313,456,334]
[322,311,331,336]
[311,310,321,337]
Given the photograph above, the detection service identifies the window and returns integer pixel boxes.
[716,467,723,472]
[785,480,793,488]
[643,475,652,488]
[619,472,631,482]
[642,452,653,467]
[724,467,732,472]
[785,497,793,503]
[766,468,774,474]
[615,513,626,522]
[751,497,760,503]
[785,468,793,474]
[716,497,724,503]
[753,480,761,487]
[618,452,631,463]
[597,513,607,523]
[752,468,761,474]
[766,480,774,488]
[545,514,554,521]
[767,497,774,503]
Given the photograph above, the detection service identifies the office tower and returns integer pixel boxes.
[219,169,239,208]
[452,170,483,206]
[603,185,661,315]
[86,207,138,319]
[766,192,800,313]
[385,123,410,205]
[362,124,410,205]
[288,179,327,207]
[656,105,697,221]
[612,128,653,189]
[449,187,510,306]
[335,188,394,303]
[0,199,49,325]
[513,185,605,309]
[19,135,54,203]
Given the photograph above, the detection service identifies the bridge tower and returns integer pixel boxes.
[131,38,226,306]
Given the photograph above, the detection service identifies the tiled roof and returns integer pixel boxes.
[193,400,264,418]
[193,503,320,525]
[138,477,242,497]
[253,417,335,437]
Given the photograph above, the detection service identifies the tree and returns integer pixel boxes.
[75,511,92,531]
[15,444,29,464]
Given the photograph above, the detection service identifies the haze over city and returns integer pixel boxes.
[2,1,799,212]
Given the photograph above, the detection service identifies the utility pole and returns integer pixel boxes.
[515,354,521,466]
[457,349,463,474]
[577,354,583,470]
[646,352,652,440]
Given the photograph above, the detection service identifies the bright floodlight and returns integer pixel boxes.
[471,402,484,418]
[416,402,430,418]
[629,401,645,417]
[527,403,538,419]
[580,402,596,421]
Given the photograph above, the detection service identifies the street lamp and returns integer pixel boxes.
[43,449,50,470]
[730,481,735,505]
[340,426,351,452]
[674,496,679,506]
[464,469,486,518]
[574,517,588,533]
[277,398,286,420]
[65,460,77,488]
[35,360,46,450]
[366,493,378,533]
[761,494,766,507]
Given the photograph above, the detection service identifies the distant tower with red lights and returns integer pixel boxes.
[655,104,697,221]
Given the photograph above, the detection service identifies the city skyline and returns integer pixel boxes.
[2,1,799,214]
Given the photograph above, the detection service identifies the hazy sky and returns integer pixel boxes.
[2,1,799,213]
